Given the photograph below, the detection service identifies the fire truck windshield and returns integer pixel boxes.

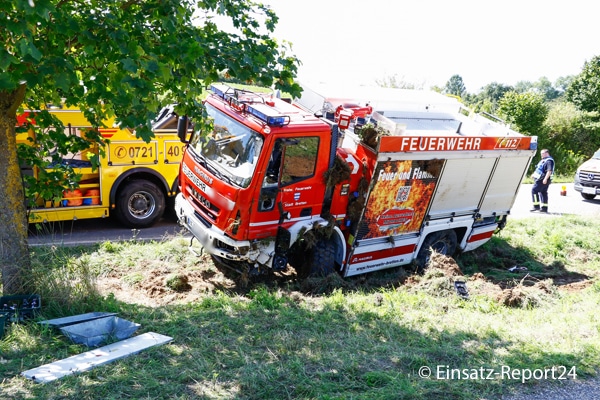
[188,104,263,188]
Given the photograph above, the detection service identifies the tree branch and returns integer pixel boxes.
[3,84,27,117]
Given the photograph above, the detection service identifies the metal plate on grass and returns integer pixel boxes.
[59,316,140,347]
[39,312,118,328]
[22,332,173,383]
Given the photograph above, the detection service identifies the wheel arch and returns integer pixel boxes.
[109,168,171,207]
[414,227,460,271]
[287,219,346,272]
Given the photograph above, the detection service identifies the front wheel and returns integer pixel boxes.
[295,240,336,278]
[415,230,458,271]
[581,192,596,200]
[115,180,165,228]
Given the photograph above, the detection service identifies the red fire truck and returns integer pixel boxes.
[174,84,536,277]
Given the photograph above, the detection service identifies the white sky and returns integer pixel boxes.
[263,0,598,93]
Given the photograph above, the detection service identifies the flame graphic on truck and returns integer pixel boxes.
[358,159,444,239]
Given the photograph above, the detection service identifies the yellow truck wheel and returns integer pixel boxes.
[115,180,165,228]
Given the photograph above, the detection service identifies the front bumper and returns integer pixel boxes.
[175,193,252,262]
[574,182,599,196]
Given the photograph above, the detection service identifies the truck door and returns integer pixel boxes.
[254,136,324,237]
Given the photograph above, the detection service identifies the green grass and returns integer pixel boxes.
[2,216,600,399]
[521,174,573,184]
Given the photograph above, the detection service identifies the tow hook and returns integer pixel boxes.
[188,236,204,257]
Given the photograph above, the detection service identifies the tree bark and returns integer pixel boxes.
[0,84,32,294]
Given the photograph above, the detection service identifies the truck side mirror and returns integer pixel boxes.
[177,116,189,143]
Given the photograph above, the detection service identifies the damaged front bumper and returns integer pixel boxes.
[175,193,256,262]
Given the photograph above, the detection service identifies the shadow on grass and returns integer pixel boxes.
[1,292,592,400]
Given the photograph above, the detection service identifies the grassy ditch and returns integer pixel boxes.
[1,215,600,399]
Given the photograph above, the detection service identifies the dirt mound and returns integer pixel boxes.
[404,253,559,307]
[407,252,466,297]
[96,261,240,307]
[429,252,464,277]
[496,279,556,308]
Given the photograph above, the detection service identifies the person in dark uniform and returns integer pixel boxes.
[530,149,554,213]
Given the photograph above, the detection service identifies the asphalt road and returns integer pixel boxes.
[27,183,599,247]
[509,182,600,219]
[28,215,189,247]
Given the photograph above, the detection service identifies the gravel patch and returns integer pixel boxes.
[502,375,600,400]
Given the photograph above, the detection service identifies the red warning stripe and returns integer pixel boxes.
[99,128,118,139]
[467,229,494,243]
[349,244,416,264]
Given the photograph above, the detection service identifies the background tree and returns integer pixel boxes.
[554,75,575,96]
[443,74,466,98]
[497,91,550,174]
[0,0,300,294]
[467,82,513,114]
[543,100,598,172]
[566,55,600,113]
[514,80,534,94]
[514,77,565,101]
[532,77,561,101]
[497,91,548,137]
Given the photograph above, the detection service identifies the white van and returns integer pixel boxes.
[574,148,600,200]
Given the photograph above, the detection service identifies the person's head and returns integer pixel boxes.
[541,149,550,158]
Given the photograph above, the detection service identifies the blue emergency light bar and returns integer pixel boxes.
[210,84,243,107]
[210,84,226,98]
[210,84,290,127]
[247,104,290,127]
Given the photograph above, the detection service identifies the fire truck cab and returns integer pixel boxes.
[175,84,537,277]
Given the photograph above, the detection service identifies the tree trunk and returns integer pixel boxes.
[0,84,32,294]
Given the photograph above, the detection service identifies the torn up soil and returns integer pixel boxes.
[93,250,592,309]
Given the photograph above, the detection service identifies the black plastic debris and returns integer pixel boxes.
[508,266,528,273]
[0,294,41,324]
[454,281,469,299]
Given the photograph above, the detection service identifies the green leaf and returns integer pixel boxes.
[17,38,42,61]
[54,72,71,92]
[0,51,17,70]
[0,72,18,90]
[121,58,138,73]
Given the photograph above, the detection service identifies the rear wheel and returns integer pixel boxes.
[115,180,165,228]
[415,230,458,271]
[581,192,596,200]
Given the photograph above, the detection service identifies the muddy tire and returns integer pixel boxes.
[415,230,458,271]
[115,180,165,228]
[298,240,336,278]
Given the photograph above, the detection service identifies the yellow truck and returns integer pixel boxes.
[18,106,185,228]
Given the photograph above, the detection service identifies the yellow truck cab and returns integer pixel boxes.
[18,106,185,228]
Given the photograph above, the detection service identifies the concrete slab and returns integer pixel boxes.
[21,332,173,383]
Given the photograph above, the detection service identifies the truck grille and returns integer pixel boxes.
[578,170,600,185]
[187,187,219,222]
[193,211,212,228]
